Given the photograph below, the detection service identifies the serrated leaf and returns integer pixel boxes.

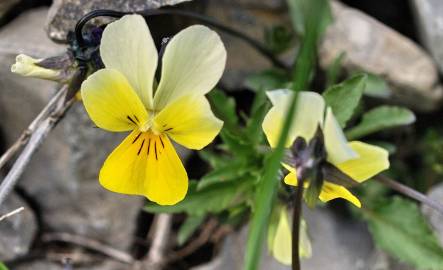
[323,74,367,128]
[177,215,205,246]
[246,90,270,146]
[245,69,291,92]
[145,179,254,216]
[197,160,248,190]
[198,149,229,168]
[363,73,391,98]
[365,196,443,270]
[208,89,238,131]
[346,106,416,140]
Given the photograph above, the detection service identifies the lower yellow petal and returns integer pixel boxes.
[145,133,189,205]
[336,141,390,183]
[154,95,223,150]
[99,130,188,205]
[319,182,361,207]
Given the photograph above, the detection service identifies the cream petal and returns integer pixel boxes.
[323,107,358,164]
[100,14,158,109]
[262,90,325,147]
[153,25,226,110]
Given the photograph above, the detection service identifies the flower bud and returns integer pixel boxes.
[11,54,62,81]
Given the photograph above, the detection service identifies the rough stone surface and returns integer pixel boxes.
[46,0,192,42]
[205,0,291,90]
[421,182,443,247]
[411,0,443,74]
[319,1,443,111]
[0,7,143,255]
[14,260,127,270]
[194,207,374,270]
[0,192,37,261]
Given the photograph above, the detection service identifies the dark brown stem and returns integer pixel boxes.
[292,179,305,270]
[375,175,443,216]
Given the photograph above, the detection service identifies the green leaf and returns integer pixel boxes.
[246,90,269,146]
[197,160,248,190]
[264,25,294,54]
[363,73,391,98]
[245,69,290,92]
[325,52,346,88]
[177,215,205,246]
[208,89,238,131]
[287,0,332,37]
[198,149,229,168]
[346,106,416,140]
[0,263,8,270]
[323,74,367,128]
[365,196,443,270]
[145,179,254,216]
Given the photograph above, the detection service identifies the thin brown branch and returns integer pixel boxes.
[0,87,75,207]
[0,87,67,171]
[0,206,24,222]
[375,174,443,216]
[42,232,134,264]
[166,218,218,264]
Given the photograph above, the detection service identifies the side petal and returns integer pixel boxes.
[262,90,325,148]
[319,182,361,208]
[100,131,188,205]
[100,15,158,109]
[336,141,390,182]
[282,164,298,186]
[153,95,223,150]
[153,25,226,110]
[81,69,149,132]
[323,107,358,164]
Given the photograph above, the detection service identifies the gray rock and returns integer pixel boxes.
[205,0,291,90]
[15,260,127,270]
[0,0,20,19]
[0,7,143,252]
[319,1,443,111]
[194,207,374,270]
[0,193,37,261]
[46,0,192,42]
[411,0,443,74]
[421,182,443,247]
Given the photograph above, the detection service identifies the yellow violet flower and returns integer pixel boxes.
[11,54,61,81]
[262,90,390,207]
[80,15,226,205]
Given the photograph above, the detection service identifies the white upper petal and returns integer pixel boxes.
[153,25,226,111]
[263,90,325,147]
[100,15,158,109]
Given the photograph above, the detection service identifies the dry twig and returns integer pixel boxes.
[0,86,75,207]
[0,206,24,222]
[42,232,134,264]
